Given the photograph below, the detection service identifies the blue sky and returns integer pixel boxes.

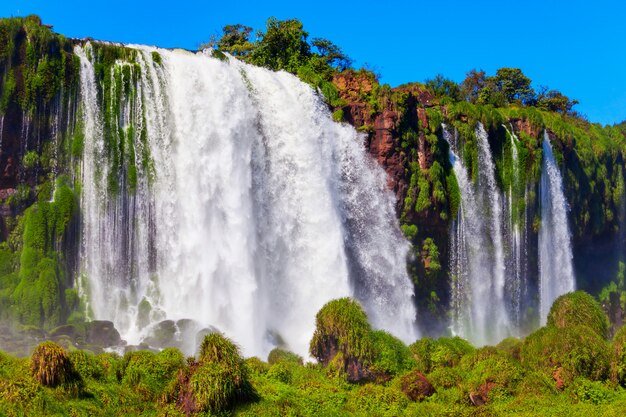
[1,0,625,125]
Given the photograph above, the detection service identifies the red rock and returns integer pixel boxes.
[417,108,428,129]
[400,371,436,401]
[469,380,497,406]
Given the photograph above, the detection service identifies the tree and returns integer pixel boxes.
[493,67,536,105]
[248,17,311,74]
[214,24,255,57]
[460,69,487,103]
[311,37,352,71]
[536,86,579,114]
[425,74,461,101]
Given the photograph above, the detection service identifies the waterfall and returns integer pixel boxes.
[445,123,510,345]
[539,131,575,323]
[75,43,417,358]
[502,124,526,327]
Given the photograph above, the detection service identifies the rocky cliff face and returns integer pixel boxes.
[332,71,455,333]
[330,70,626,334]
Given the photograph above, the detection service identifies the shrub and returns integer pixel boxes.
[190,361,252,413]
[244,357,269,375]
[495,337,523,360]
[69,350,104,380]
[167,333,255,414]
[121,348,185,398]
[267,348,303,365]
[427,366,462,389]
[520,325,611,387]
[310,298,375,366]
[199,333,242,367]
[30,341,81,389]
[409,336,474,373]
[267,362,292,384]
[370,330,415,375]
[547,291,609,339]
[459,347,525,403]
[612,324,626,384]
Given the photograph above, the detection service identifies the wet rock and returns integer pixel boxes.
[85,320,122,347]
[143,320,177,348]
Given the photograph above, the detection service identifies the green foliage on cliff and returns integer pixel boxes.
[0,15,79,113]
[0,177,78,330]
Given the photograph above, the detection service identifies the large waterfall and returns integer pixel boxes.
[74,43,417,358]
[539,132,575,323]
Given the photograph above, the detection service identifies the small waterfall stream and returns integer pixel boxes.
[445,123,510,345]
[539,131,575,323]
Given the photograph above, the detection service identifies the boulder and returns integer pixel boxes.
[399,370,435,402]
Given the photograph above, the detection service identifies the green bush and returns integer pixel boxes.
[267,348,303,365]
[267,362,292,384]
[496,337,523,360]
[570,378,615,405]
[69,350,104,380]
[121,348,184,398]
[370,330,415,375]
[310,298,375,366]
[612,324,626,384]
[547,291,609,339]
[245,356,269,375]
[30,341,81,391]
[426,366,463,389]
[520,325,611,387]
[167,333,256,414]
[409,336,475,373]
[190,361,253,413]
[459,347,525,403]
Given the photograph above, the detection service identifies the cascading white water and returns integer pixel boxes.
[444,123,510,345]
[539,131,575,323]
[75,43,417,358]
[502,124,526,327]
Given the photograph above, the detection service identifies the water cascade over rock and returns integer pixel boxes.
[502,124,529,327]
[539,131,576,323]
[74,43,417,358]
[445,123,510,345]
[445,123,576,343]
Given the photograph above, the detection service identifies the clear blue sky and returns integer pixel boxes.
[2,0,625,125]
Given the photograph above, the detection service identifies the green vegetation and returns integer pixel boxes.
[310,298,376,367]
[0,17,83,333]
[0,294,626,415]
[0,176,78,330]
[30,341,81,391]
[205,17,350,107]
[547,291,610,338]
